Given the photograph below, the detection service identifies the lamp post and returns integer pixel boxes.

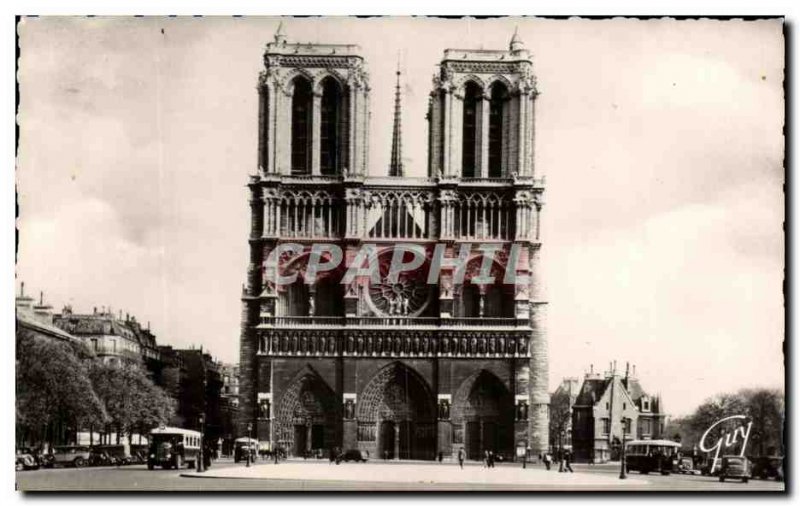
[619,434,628,480]
[246,423,253,467]
[197,414,205,473]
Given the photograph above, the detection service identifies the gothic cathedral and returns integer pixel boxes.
[238,24,548,460]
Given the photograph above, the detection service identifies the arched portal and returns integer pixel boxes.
[453,370,514,460]
[357,362,436,460]
[276,369,338,457]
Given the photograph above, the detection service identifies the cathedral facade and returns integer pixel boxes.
[237,25,548,461]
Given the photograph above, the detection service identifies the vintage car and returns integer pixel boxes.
[233,437,258,463]
[719,455,751,483]
[15,449,40,471]
[676,456,698,475]
[340,449,369,462]
[750,456,784,481]
[49,445,91,468]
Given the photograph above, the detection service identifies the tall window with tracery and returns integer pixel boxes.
[291,77,312,175]
[488,83,507,178]
[461,82,482,178]
[320,78,341,175]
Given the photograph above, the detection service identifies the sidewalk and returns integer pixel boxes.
[184,461,649,487]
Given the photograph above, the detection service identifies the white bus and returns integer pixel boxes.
[147,427,202,470]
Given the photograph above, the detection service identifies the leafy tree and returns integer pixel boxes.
[677,388,784,457]
[740,388,784,456]
[549,389,573,450]
[16,332,107,446]
[88,360,175,443]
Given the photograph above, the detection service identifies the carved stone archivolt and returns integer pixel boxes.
[274,369,338,446]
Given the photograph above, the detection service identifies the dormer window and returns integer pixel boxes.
[642,396,651,412]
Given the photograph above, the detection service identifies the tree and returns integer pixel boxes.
[88,360,175,444]
[549,389,572,451]
[740,388,784,456]
[678,388,784,458]
[16,332,107,446]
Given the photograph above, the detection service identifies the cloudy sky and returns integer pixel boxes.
[16,16,783,416]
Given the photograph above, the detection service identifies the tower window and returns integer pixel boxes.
[488,83,507,178]
[291,77,312,175]
[461,82,481,178]
[320,78,341,175]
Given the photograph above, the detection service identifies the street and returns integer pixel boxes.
[16,459,786,492]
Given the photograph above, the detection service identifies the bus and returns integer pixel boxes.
[147,427,202,470]
[625,439,681,475]
[233,437,259,463]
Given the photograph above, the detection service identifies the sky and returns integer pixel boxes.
[16,16,784,416]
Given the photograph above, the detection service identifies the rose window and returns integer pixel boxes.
[366,251,433,317]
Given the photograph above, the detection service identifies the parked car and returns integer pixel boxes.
[49,445,91,468]
[750,456,784,481]
[340,449,368,462]
[16,449,40,471]
[719,456,751,483]
[676,457,698,475]
[88,447,115,467]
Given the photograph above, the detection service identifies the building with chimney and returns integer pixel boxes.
[15,283,79,344]
[237,25,547,460]
[53,306,154,367]
[571,362,667,463]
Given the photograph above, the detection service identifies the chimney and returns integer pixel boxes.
[93,307,97,315]
[147,321,150,331]
[39,291,43,305]
[625,361,630,379]
[126,313,130,322]
[633,364,636,377]
[20,282,24,297]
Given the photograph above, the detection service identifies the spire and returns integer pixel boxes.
[389,55,404,177]
[274,21,286,45]
[509,26,525,53]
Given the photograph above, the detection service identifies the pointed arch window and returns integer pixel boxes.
[461,82,482,178]
[488,83,508,178]
[291,77,312,175]
[320,77,342,175]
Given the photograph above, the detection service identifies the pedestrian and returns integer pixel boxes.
[483,450,489,468]
[489,451,495,468]
[544,452,552,470]
[438,451,443,463]
[458,447,465,469]
[558,449,565,472]
[329,447,336,465]
[564,450,574,473]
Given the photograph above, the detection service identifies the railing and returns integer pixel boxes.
[259,315,527,328]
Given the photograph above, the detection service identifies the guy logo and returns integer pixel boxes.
[699,415,752,474]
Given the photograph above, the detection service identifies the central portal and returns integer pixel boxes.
[358,362,436,460]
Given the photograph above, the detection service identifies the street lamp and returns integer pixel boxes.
[197,414,205,473]
[246,423,253,467]
[619,434,628,480]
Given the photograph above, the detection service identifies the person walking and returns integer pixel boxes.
[457,447,465,469]
[564,449,574,473]
[483,450,490,468]
[488,451,495,469]
[544,452,552,471]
